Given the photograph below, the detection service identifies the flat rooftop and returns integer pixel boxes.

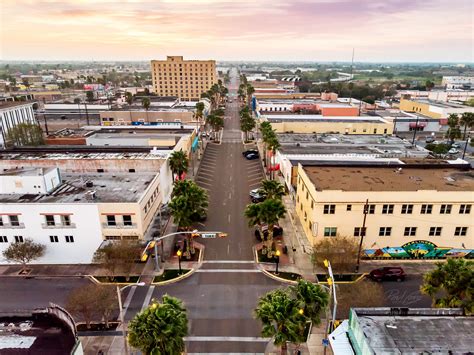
[277,134,428,157]
[0,167,56,177]
[265,115,389,123]
[0,171,157,203]
[412,99,471,109]
[0,313,76,354]
[353,308,474,354]
[0,101,34,110]
[303,166,474,191]
[0,152,167,161]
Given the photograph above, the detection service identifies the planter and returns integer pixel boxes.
[77,321,119,332]
[316,274,364,282]
[94,276,140,284]
[268,271,302,281]
[153,269,191,283]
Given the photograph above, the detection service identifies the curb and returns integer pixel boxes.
[260,267,298,285]
[88,275,143,286]
[151,268,195,286]
[317,273,367,285]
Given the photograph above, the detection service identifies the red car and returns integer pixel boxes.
[369,267,406,282]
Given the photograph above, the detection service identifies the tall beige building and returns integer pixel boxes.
[151,56,217,101]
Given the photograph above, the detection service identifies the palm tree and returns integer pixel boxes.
[420,259,473,313]
[169,150,189,182]
[195,102,205,126]
[169,180,208,258]
[258,199,286,256]
[254,289,307,354]
[244,203,264,241]
[128,295,188,355]
[446,114,462,143]
[246,84,255,107]
[460,112,474,140]
[125,92,133,106]
[260,180,286,200]
[207,114,224,141]
[290,280,329,325]
[142,97,151,123]
[240,112,255,141]
[267,135,281,180]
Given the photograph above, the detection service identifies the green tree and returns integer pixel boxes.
[2,238,45,270]
[169,180,208,258]
[125,92,133,105]
[240,112,256,141]
[128,295,188,355]
[168,150,189,182]
[260,180,286,200]
[92,240,140,281]
[446,114,462,142]
[6,123,44,147]
[207,114,224,141]
[420,259,473,314]
[312,236,360,273]
[66,284,117,329]
[258,199,286,256]
[254,289,307,353]
[460,112,474,140]
[425,143,450,155]
[290,280,329,325]
[267,135,281,180]
[244,203,264,242]
[142,97,151,122]
[86,90,94,102]
[195,101,205,125]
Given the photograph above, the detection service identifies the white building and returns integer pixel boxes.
[0,101,37,147]
[442,76,474,89]
[0,167,162,264]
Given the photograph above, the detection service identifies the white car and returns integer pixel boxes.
[451,143,461,149]
[448,148,459,155]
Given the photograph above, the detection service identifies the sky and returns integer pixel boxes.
[1,0,473,62]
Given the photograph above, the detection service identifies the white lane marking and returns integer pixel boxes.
[195,269,260,273]
[199,171,215,178]
[197,181,212,187]
[141,286,155,311]
[198,176,213,182]
[249,183,262,188]
[228,214,231,223]
[202,260,255,264]
[228,192,232,199]
[185,336,269,342]
[188,353,264,355]
[122,286,136,310]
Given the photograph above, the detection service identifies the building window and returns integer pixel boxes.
[379,227,392,236]
[459,204,471,214]
[106,215,116,226]
[323,204,335,214]
[454,227,468,236]
[61,215,71,226]
[50,235,59,243]
[346,204,352,211]
[404,227,417,236]
[9,215,20,227]
[65,235,74,243]
[382,204,394,214]
[97,169,105,173]
[311,201,314,209]
[123,236,139,240]
[14,236,23,243]
[0,236,8,243]
[0,217,3,226]
[123,215,132,226]
[45,215,55,226]
[429,227,442,236]
[324,227,337,237]
[129,169,136,173]
[354,227,366,237]
[300,203,303,211]
[306,191,308,200]
[105,236,121,240]
[440,204,452,214]
[366,204,375,214]
[421,204,433,214]
[401,204,413,214]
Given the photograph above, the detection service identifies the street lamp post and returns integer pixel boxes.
[323,259,338,355]
[117,282,145,355]
[275,249,280,275]
[462,135,470,160]
[177,249,182,274]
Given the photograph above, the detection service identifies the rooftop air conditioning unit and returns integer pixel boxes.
[85,190,96,200]
[85,181,93,188]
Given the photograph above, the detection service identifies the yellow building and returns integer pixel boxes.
[264,115,393,135]
[151,56,217,101]
[295,164,474,258]
[400,98,474,119]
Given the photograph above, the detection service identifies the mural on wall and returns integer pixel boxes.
[364,240,473,259]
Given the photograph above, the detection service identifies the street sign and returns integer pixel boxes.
[201,233,217,239]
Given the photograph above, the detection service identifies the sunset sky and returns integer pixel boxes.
[1,0,473,62]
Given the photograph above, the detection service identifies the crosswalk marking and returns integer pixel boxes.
[202,260,255,264]
[195,269,260,273]
[185,336,269,342]
[141,286,155,311]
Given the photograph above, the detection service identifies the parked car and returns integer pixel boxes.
[245,153,259,160]
[369,267,406,282]
[255,224,284,240]
[425,136,435,143]
[448,148,459,155]
[249,188,266,203]
[451,142,461,149]
[242,149,258,157]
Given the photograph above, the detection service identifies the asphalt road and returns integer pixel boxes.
[381,274,432,308]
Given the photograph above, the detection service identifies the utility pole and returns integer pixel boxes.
[355,199,369,273]
[462,134,470,160]
[43,113,49,135]
[411,115,420,146]
[84,102,90,126]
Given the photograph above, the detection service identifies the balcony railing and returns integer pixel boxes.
[41,223,77,229]
[102,223,137,229]
[0,223,25,229]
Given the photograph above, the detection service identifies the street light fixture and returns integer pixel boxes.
[177,249,182,274]
[275,249,281,275]
[117,282,146,355]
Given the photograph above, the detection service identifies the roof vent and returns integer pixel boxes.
[85,190,96,200]
[85,181,93,188]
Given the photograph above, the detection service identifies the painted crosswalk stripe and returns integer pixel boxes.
[122,286,136,310]
[185,336,270,342]
[141,286,155,311]
[202,260,254,264]
[195,269,260,273]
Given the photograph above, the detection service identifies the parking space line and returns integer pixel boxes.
[141,286,155,311]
